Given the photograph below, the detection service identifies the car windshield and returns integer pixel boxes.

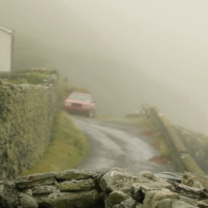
[68,93,91,102]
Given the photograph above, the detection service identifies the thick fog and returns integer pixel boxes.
[0,0,208,134]
[66,0,208,115]
[63,0,208,133]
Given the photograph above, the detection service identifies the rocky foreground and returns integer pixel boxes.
[0,168,208,208]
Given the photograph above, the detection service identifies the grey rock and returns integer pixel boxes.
[130,181,173,202]
[33,194,52,204]
[16,175,56,189]
[143,189,180,208]
[0,181,18,208]
[156,198,175,208]
[57,178,95,191]
[109,190,130,205]
[135,204,144,208]
[139,171,158,181]
[0,181,38,208]
[40,190,101,208]
[18,193,39,208]
[32,185,55,195]
[104,198,111,208]
[182,172,208,189]
[56,169,93,181]
[112,204,123,208]
[172,200,198,208]
[15,172,56,184]
[180,196,198,206]
[56,168,111,183]
[198,200,208,208]
[121,198,137,208]
[155,172,182,182]
[22,188,33,196]
[0,182,3,195]
[100,170,150,192]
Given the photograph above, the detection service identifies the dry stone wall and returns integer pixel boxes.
[174,125,208,173]
[0,74,57,180]
[149,108,205,175]
[0,168,207,208]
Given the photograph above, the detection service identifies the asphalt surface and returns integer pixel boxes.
[72,116,174,174]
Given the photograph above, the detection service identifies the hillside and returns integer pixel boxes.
[0,0,207,133]
[53,50,207,133]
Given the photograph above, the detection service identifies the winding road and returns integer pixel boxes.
[72,116,173,173]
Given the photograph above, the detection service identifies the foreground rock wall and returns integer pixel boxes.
[0,168,207,208]
[0,74,57,180]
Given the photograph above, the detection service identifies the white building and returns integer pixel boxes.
[0,25,14,72]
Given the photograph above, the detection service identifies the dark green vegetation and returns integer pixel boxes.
[0,0,207,134]
[22,110,89,175]
[0,69,57,84]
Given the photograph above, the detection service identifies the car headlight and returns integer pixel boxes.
[82,105,91,109]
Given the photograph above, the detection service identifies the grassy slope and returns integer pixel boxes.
[21,110,88,175]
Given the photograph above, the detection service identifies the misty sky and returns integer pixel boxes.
[64,0,208,117]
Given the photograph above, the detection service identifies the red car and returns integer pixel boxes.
[63,92,96,117]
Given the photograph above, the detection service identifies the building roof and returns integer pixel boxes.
[0,25,14,34]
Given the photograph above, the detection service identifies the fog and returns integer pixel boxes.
[66,0,208,114]
[1,0,208,134]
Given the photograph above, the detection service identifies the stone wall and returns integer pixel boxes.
[0,73,57,180]
[149,108,205,175]
[0,168,206,208]
[174,125,208,173]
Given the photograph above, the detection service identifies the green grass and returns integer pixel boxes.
[160,140,170,159]
[137,116,170,159]
[21,110,89,175]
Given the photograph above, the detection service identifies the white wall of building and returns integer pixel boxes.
[0,28,13,71]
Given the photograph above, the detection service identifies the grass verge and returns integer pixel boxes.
[136,116,170,161]
[21,110,88,175]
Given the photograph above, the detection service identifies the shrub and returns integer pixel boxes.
[25,72,47,84]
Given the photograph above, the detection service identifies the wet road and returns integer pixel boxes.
[72,116,173,173]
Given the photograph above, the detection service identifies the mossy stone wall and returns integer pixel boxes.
[0,75,57,179]
[149,108,205,175]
